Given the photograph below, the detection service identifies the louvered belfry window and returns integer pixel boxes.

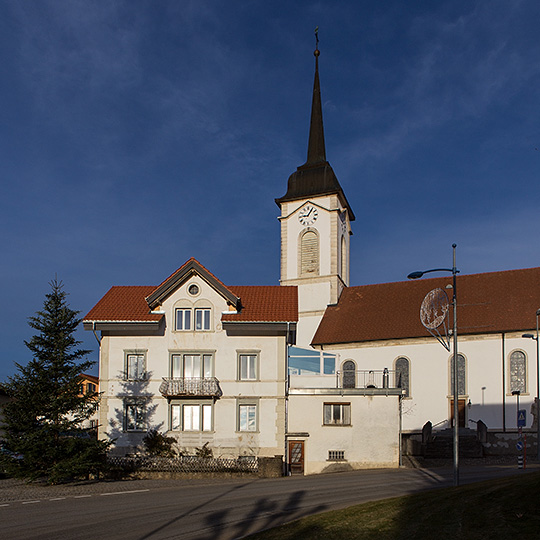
[301,230,319,275]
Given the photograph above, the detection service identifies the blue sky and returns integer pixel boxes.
[1,0,540,380]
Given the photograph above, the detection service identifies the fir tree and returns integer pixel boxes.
[1,279,110,483]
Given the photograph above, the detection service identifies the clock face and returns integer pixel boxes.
[298,205,318,226]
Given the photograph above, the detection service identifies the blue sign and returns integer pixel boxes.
[517,409,526,427]
[516,440,524,451]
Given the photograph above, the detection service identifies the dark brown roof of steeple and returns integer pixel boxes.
[276,47,355,220]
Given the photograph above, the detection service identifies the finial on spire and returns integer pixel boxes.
[314,26,320,57]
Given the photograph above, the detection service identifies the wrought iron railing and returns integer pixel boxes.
[159,377,222,398]
[336,369,399,389]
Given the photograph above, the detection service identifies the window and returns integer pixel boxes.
[175,308,211,331]
[171,402,212,431]
[450,354,466,396]
[342,360,356,388]
[176,309,192,330]
[195,308,211,331]
[125,353,145,380]
[300,229,319,275]
[238,353,258,380]
[171,353,213,378]
[238,403,257,432]
[328,450,345,461]
[124,401,145,431]
[323,403,351,425]
[510,350,527,393]
[395,357,410,398]
[340,235,347,278]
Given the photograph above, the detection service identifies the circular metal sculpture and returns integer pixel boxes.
[420,288,450,330]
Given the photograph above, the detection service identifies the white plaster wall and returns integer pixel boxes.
[98,274,287,457]
[314,333,537,433]
[288,394,400,474]
[283,197,333,281]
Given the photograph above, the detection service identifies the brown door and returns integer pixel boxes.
[288,440,304,474]
[450,399,466,427]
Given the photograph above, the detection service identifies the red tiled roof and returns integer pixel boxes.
[84,285,298,324]
[224,286,298,322]
[312,267,540,345]
[84,286,163,323]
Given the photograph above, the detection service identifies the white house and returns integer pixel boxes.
[84,45,538,473]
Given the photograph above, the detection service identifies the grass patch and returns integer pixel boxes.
[246,472,540,540]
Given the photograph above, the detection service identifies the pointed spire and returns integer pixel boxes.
[306,31,326,164]
[275,30,355,221]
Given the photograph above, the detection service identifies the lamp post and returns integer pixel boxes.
[522,307,540,461]
[408,243,460,486]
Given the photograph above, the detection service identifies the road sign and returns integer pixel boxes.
[517,409,526,427]
[516,440,524,451]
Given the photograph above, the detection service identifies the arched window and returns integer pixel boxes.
[340,235,347,280]
[300,229,319,276]
[509,350,526,393]
[342,360,356,389]
[395,357,410,397]
[450,353,466,396]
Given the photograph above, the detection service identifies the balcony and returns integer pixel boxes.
[159,377,222,398]
[337,369,399,390]
[289,369,405,396]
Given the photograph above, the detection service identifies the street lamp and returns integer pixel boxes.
[408,244,460,486]
[522,307,540,462]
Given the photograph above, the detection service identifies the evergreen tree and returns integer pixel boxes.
[1,279,110,483]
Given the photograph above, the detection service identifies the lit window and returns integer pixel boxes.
[323,403,351,425]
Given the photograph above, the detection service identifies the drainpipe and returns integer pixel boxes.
[502,333,506,432]
[399,394,403,467]
[284,322,290,475]
[92,322,101,346]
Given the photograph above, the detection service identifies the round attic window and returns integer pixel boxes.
[188,284,200,296]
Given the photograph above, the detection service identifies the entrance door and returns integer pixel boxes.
[288,440,304,474]
[450,399,466,427]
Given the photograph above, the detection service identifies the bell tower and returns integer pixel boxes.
[275,40,355,346]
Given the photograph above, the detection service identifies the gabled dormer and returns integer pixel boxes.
[146,257,241,313]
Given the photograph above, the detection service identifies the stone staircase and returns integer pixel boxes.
[424,427,483,458]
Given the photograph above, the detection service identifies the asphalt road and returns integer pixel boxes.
[1,465,538,540]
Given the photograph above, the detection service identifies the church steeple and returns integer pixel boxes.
[275,40,355,220]
[306,48,326,165]
[276,34,354,342]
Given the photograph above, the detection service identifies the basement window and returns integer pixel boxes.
[328,450,345,461]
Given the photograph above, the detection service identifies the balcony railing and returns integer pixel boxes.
[159,377,222,398]
[336,369,400,390]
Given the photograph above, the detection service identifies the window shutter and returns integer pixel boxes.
[301,230,319,275]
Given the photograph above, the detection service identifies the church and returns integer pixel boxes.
[84,45,539,474]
